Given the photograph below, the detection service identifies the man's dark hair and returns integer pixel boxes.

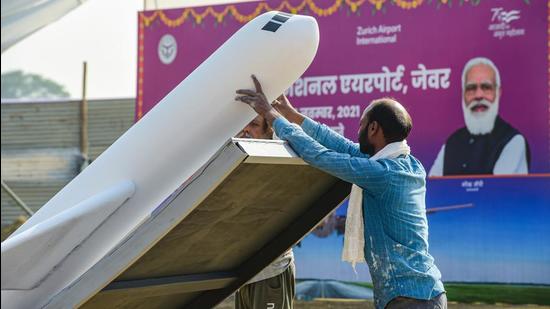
[366,98,412,143]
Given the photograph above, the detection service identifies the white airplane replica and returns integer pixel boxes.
[1,11,337,309]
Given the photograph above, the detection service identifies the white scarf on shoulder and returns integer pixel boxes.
[342,140,411,271]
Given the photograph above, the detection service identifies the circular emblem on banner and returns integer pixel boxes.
[158,34,177,65]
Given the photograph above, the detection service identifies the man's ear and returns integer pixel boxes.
[371,121,384,140]
[370,121,379,133]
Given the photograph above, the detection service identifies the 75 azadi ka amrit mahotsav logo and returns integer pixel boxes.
[488,7,525,40]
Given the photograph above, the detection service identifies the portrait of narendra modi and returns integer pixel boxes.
[429,57,530,176]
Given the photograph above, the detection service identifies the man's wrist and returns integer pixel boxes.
[263,109,281,126]
[288,112,305,125]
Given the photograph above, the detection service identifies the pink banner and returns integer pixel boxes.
[137,0,549,175]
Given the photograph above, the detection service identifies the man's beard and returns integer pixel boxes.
[359,130,375,156]
[360,142,375,156]
[462,97,499,135]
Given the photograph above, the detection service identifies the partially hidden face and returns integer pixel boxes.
[358,110,375,156]
[241,115,272,139]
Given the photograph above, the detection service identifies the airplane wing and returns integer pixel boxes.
[40,139,349,309]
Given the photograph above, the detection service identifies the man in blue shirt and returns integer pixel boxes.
[236,75,446,309]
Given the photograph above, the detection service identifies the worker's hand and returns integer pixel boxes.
[273,94,305,125]
[236,75,281,125]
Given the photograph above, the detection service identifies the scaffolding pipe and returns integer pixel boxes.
[1,179,34,216]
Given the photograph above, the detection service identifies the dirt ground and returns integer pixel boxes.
[215,294,550,309]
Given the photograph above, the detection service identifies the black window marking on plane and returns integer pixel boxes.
[272,14,289,23]
[277,12,293,18]
[262,21,282,32]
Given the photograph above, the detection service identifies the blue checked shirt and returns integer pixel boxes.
[273,117,445,309]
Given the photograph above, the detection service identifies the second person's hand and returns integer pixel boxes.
[236,75,282,126]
